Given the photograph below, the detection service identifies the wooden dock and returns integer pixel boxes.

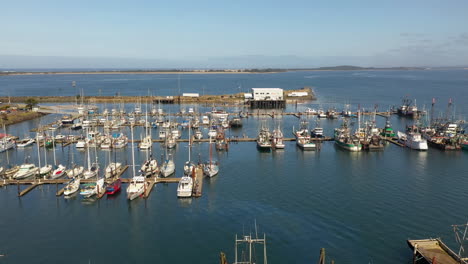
[18,182,43,197]
[192,166,204,197]
[385,137,404,147]
[408,238,468,264]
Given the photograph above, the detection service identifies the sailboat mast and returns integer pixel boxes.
[43,131,48,166]
[36,131,41,169]
[86,128,91,170]
[131,124,136,177]
[52,130,57,166]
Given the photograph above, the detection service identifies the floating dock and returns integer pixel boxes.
[192,166,204,197]
[407,238,468,264]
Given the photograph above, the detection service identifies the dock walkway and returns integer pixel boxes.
[408,239,468,264]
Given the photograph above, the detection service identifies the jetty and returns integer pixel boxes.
[408,238,468,264]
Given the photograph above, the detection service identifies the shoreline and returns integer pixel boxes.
[0,111,47,127]
[0,88,315,104]
[0,71,283,76]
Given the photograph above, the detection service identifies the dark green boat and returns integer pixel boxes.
[381,119,395,138]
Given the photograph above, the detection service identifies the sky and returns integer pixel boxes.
[1,0,468,68]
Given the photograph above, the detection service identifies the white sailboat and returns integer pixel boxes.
[51,130,67,179]
[63,178,81,196]
[83,134,99,179]
[204,137,219,178]
[184,123,195,175]
[127,125,146,200]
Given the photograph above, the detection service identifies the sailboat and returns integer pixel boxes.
[104,149,122,179]
[51,130,67,179]
[138,110,152,150]
[184,123,195,175]
[204,136,219,178]
[127,125,147,200]
[66,142,84,178]
[63,177,81,196]
[36,131,52,177]
[83,132,99,179]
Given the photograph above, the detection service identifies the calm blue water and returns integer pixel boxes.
[0,70,467,263]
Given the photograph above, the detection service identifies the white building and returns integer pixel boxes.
[251,88,283,101]
[287,92,308,97]
[182,93,199,97]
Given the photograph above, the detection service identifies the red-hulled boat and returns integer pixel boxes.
[106,178,121,195]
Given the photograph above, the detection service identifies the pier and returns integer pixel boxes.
[192,166,204,197]
[408,239,467,264]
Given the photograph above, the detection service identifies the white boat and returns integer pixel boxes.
[13,164,38,179]
[184,161,195,176]
[208,128,217,138]
[127,176,146,200]
[166,134,177,149]
[80,178,105,198]
[55,134,66,141]
[0,137,15,153]
[159,130,167,139]
[177,175,193,198]
[160,156,175,177]
[317,109,327,118]
[39,165,53,177]
[204,137,219,178]
[17,137,35,148]
[297,137,316,150]
[140,159,159,177]
[51,164,67,179]
[105,162,122,178]
[75,139,88,148]
[171,128,181,139]
[194,130,203,140]
[397,131,428,150]
[209,108,229,119]
[311,127,324,138]
[127,123,147,200]
[271,127,285,149]
[201,115,210,125]
[139,135,152,150]
[63,178,81,196]
[83,164,99,179]
[66,166,84,178]
[304,108,317,115]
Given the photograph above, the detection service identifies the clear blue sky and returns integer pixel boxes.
[2,0,468,67]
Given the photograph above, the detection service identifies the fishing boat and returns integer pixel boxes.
[398,125,428,150]
[177,175,193,198]
[317,108,327,118]
[13,163,38,179]
[106,178,121,195]
[334,120,362,151]
[293,119,309,139]
[105,162,122,178]
[397,96,420,118]
[204,137,219,177]
[311,120,324,138]
[209,107,229,119]
[257,122,271,151]
[63,178,81,196]
[16,137,35,148]
[127,125,147,200]
[215,127,228,151]
[380,119,396,138]
[271,126,285,149]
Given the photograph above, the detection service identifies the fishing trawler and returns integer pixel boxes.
[271,126,285,149]
[397,126,428,150]
[334,120,362,152]
[257,123,272,151]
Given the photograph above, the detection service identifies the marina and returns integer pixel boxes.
[0,70,467,263]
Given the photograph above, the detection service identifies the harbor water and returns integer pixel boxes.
[0,70,467,263]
